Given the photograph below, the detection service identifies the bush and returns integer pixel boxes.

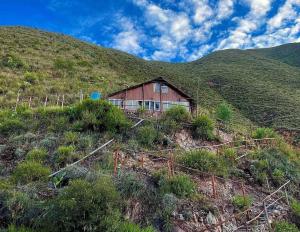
[249,148,300,186]
[26,148,47,163]
[179,150,229,177]
[159,174,196,198]
[0,118,26,135]
[137,125,157,147]
[68,99,130,133]
[291,199,300,226]
[40,178,121,232]
[6,225,36,232]
[13,161,50,184]
[274,221,299,232]
[116,172,144,199]
[2,53,25,69]
[164,106,190,123]
[118,221,155,232]
[56,145,80,166]
[63,131,78,145]
[191,115,214,140]
[232,195,252,210]
[161,193,178,232]
[216,103,232,122]
[252,127,276,139]
[24,71,38,84]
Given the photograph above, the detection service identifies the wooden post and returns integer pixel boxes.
[56,95,60,106]
[212,175,217,198]
[141,153,144,168]
[61,94,65,108]
[167,160,172,178]
[28,96,32,108]
[263,201,272,231]
[80,90,83,102]
[113,151,118,177]
[44,96,48,108]
[14,90,20,111]
[171,152,175,176]
[266,176,271,192]
[284,186,290,206]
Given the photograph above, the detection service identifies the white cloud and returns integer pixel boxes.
[217,0,273,50]
[267,0,300,31]
[192,0,214,24]
[217,0,235,19]
[125,0,300,61]
[111,17,144,55]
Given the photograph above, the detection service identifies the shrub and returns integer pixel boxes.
[252,127,276,139]
[223,148,237,163]
[137,125,157,147]
[68,99,130,133]
[291,199,300,217]
[179,150,229,177]
[56,145,79,166]
[118,221,155,232]
[0,118,26,135]
[40,178,121,232]
[272,169,285,185]
[7,225,36,232]
[2,53,25,69]
[159,174,196,198]
[291,198,300,226]
[24,71,38,84]
[116,172,144,199]
[63,131,78,145]
[216,103,232,122]
[161,193,178,232]
[13,161,50,184]
[191,115,214,140]
[26,148,47,163]
[274,221,299,232]
[249,148,300,186]
[163,105,190,123]
[232,195,252,210]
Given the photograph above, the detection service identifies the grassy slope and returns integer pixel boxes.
[0,26,299,129]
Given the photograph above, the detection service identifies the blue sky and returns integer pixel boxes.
[1,0,300,62]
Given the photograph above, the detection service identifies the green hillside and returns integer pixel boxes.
[0,26,299,129]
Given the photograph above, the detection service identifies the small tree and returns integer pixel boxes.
[216,103,232,123]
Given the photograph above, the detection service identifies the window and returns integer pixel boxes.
[154,102,160,111]
[161,85,168,93]
[154,83,160,93]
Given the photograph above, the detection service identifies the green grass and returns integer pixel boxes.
[0,26,299,130]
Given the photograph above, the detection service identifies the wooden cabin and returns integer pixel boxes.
[107,77,195,114]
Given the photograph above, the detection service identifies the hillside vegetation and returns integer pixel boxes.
[0,26,300,129]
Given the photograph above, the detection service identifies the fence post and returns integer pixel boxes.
[44,96,48,108]
[284,186,290,206]
[141,153,144,168]
[56,95,60,106]
[28,96,32,108]
[263,201,272,231]
[14,90,20,111]
[212,175,217,198]
[113,150,119,177]
[61,94,65,108]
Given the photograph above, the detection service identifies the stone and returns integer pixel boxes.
[206,211,217,225]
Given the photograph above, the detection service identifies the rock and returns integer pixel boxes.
[206,211,217,225]
[178,213,185,220]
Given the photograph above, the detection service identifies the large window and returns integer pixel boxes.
[109,99,123,108]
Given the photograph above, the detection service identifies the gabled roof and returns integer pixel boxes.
[107,77,195,103]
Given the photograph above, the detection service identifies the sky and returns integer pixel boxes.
[1,0,300,62]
